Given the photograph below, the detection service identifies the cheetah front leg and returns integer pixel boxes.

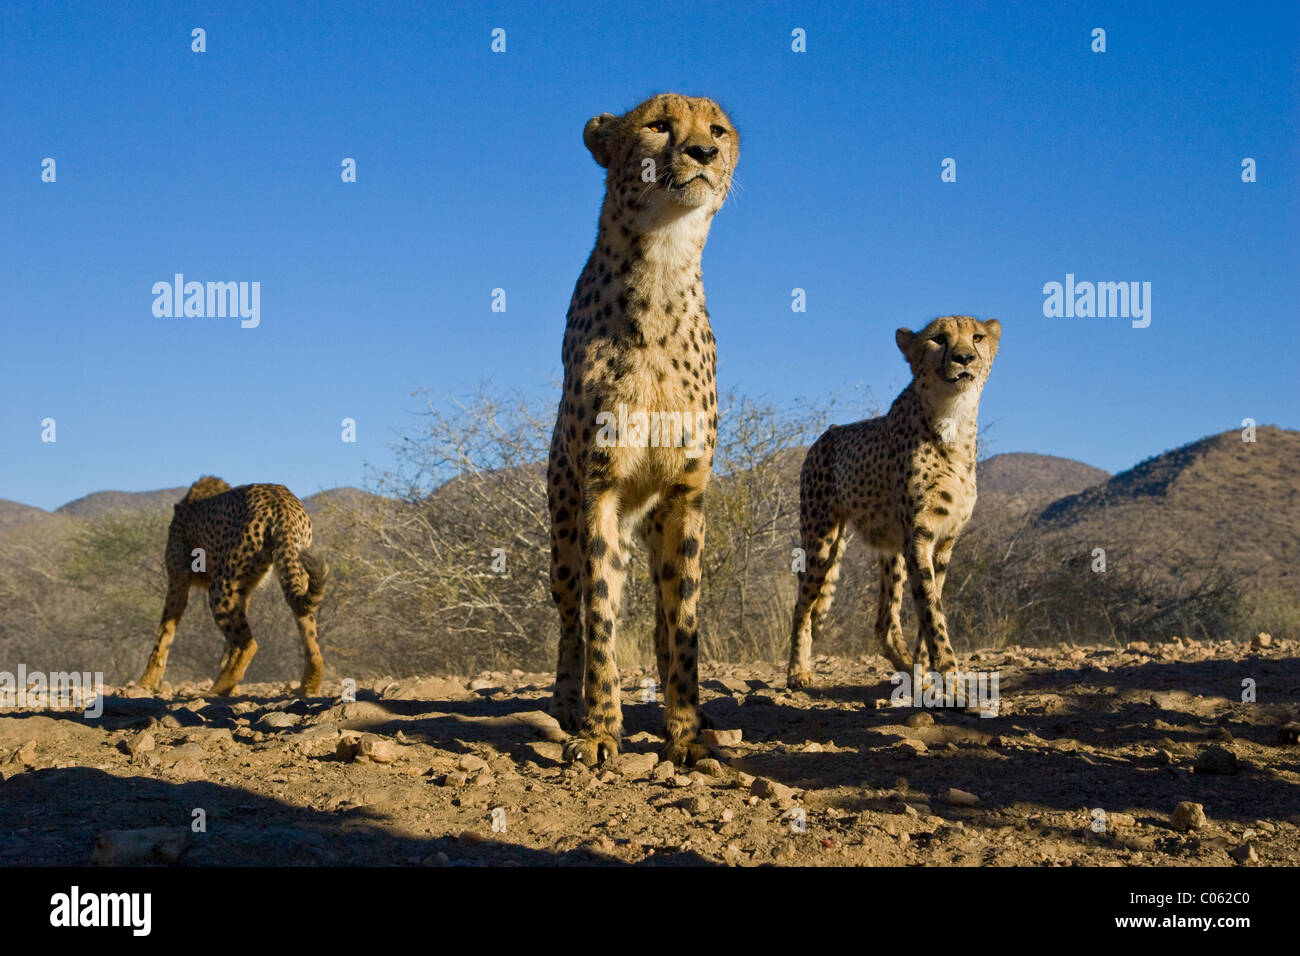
[875,553,912,672]
[657,492,708,765]
[562,488,626,766]
[548,448,586,733]
[903,531,956,683]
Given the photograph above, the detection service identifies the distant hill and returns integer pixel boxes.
[55,488,188,517]
[1035,426,1299,589]
[975,452,1109,519]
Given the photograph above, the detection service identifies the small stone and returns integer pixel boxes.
[125,731,155,756]
[1153,748,1173,765]
[1277,722,1300,745]
[525,741,565,763]
[897,739,927,757]
[1194,746,1238,775]
[669,774,694,788]
[159,714,182,730]
[1109,812,1137,828]
[1230,842,1258,865]
[258,711,299,730]
[92,828,190,866]
[651,761,676,781]
[720,808,734,823]
[749,777,795,802]
[1170,801,1207,831]
[906,712,934,728]
[357,734,396,763]
[442,771,469,787]
[611,751,658,777]
[940,788,978,807]
[693,758,724,777]
[457,754,488,773]
[1251,632,1272,650]
[699,728,742,747]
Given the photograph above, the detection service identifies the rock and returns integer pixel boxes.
[159,714,181,730]
[1194,746,1238,775]
[750,777,795,802]
[693,758,724,777]
[357,735,396,763]
[1153,748,1173,765]
[651,761,676,781]
[258,711,300,731]
[1171,801,1207,831]
[525,741,565,764]
[897,739,927,757]
[457,754,488,773]
[940,788,978,807]
[1230,842,1258,865]
[1251,632,1272,651]
[125,731,155,756]
[905,712,934,728]
[92,828,190,866]
[1277,722,1300,745]
[699,728,742,747]
[1109,812,1137,828]
[612,751,658,777]
[442,771,469,787]
[668,774,695,788]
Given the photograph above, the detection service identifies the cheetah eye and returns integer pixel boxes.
[710,124,728,137]
[972,334,984,343]
[930,335,947,346]
[646,121,670,134]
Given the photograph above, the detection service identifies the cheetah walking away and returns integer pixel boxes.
[137,476,329,696]
[547,93,739,766]
[787,316,1001,688]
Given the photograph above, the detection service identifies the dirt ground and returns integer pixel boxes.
[2,635,1298,867]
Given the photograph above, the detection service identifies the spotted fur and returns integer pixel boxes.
[137,476,328,696]
[548,93,739,766]
[787,316,1001,687]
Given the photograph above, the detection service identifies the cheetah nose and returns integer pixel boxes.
[683,144,719,165]
[952,351,976,366]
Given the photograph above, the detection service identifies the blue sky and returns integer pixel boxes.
[2,0,1296,510]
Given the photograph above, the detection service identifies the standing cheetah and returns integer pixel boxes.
[137,476,329,696]
[548,93,739,766]
[787,316,1001,688]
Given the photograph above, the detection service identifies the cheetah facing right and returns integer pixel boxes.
[787,316,1001,688]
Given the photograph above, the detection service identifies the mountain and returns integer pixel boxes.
[1035,426,1299,589]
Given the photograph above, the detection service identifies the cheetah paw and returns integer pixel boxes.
[564,733,619,767]
[786,668,815,690]
[664,737,710,766]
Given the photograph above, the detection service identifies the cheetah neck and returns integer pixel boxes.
[600,200,711,290]
[897,382,983,455]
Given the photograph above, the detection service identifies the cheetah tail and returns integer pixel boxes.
[281,548,329,616]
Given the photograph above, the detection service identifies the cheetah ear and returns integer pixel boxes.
[982,318,1002,341]
[584,113,619,168]
[895,327,915,357]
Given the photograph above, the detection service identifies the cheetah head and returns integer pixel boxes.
[896,316,1001,394]
[181,475,231,503]
[584,93,738,217]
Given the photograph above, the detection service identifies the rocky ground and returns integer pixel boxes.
[2,634,1298,867]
